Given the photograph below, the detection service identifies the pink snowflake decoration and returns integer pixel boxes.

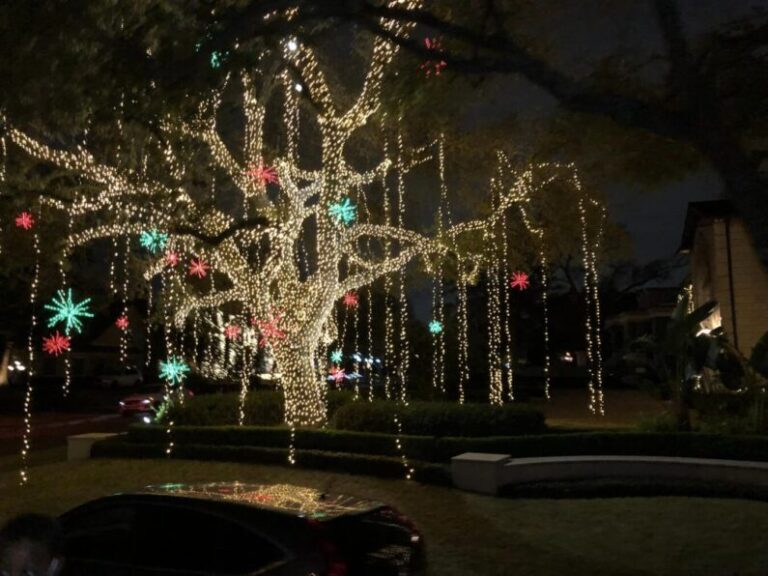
[252,312,287,348]
[246,162,279,186]
[165,251,180,267]
[342,291,359,308]
[509,271,530,291]
[42,331,71,356]
[15,211,35,230]
[224,324,241,340]
[420,37,447,76]
[329,367,346,384]
[188,257,211,279]
[115,315,130,330]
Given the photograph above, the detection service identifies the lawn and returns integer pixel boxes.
[0,456,767,575]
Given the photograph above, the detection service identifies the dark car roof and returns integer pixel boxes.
[133,482,385,520]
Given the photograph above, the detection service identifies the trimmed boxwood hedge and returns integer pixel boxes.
[116,426,768,464]
[165,390,354,426]
[92,437,450,485]
[331,400,546,437]
[165,393,546,437]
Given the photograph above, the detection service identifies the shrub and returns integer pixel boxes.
[165,390,354,426]
[124,424,442,461]
[92,437,450,485]
[332,400,546,437]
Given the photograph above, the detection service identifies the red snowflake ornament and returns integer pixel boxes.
[420,37,447,76]
[42,331,71,356]
[188,257,211,279]
[329,367,346,384]
[252,312,286,348]
[509,271,530,291]
[115,315,129,330]
[246,162,279,186]
[224,324,241,340]
[165,251,180,267]
[15,211,35,230]
[342,291,359,308]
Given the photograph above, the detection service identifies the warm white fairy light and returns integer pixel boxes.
[431,138,449,393]
[119,236,130,366]
[485,193,504,406]
[539,240,552,400]
[239,346,250,426]
[579,196,606,415]
[500,211,514,401]
[20,222,40,486]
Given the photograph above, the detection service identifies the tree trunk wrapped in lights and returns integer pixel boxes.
[5,0,607,425]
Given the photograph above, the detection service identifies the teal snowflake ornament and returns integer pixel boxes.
[140,230,168,254]
[330,349,343,364]
[44,289,94,335]
[159,356,190,386]
[428,320,444,334]
[210,50,230,69]
[328,197,357,226]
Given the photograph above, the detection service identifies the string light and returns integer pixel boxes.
[486,176,504,406]
[499,210,514,402]
[21,222,40,486]
[431,136,448,393]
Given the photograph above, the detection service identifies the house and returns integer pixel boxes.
[604,287,679,355]
[680,200,768,356]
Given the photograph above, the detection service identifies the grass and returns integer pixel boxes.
[1,457,768,575]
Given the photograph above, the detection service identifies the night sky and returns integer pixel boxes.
[465,0,761,266]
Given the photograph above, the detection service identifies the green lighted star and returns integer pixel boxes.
[139,230,168,254]
[428,320,443,334]
[159,356,190,386]
[44,289,94,335]
[210,50,229,69]
[330,349,343,364]
[328,197,357,226]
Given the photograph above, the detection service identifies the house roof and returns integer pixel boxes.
[679,200,734,252]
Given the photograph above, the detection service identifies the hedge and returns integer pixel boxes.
[123,425,441,461]
[92,437,450,485]
[165,390,354,426]
[117,426,768,464]
[332,400,546,437]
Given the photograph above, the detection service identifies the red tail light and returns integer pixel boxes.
[307,519,349,576]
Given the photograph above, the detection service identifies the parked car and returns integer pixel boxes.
[59,482,425,575]
[96,365,143,389]
[118,385,194,416]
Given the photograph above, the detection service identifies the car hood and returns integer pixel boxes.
[140,482,384,519]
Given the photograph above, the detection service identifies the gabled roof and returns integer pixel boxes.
[679,200,733,252]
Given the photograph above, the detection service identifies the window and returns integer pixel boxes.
[62,503,138,575]
[133,503,284,575]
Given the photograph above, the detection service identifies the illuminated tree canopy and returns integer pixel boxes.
[3,0,607,426]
